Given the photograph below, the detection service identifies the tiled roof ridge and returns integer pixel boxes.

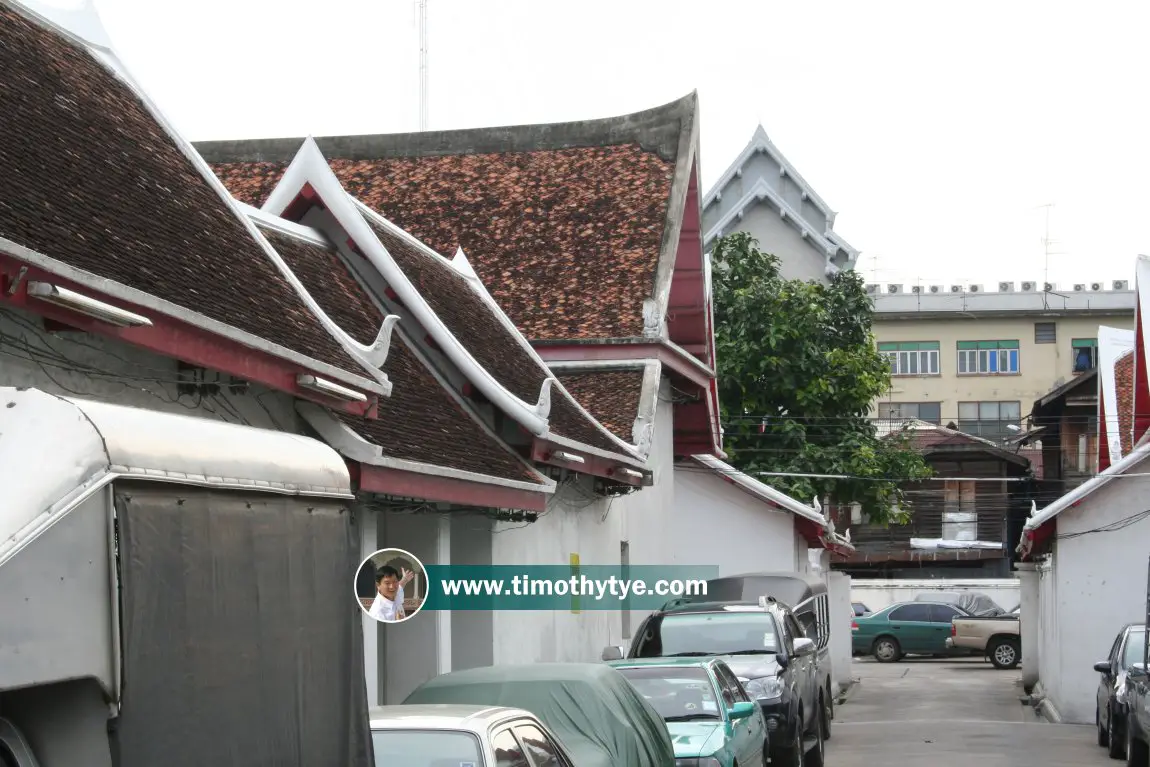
[0,0,394,396]
[193,92,697,165]
[549,360,662,454]
[354,199,649,462]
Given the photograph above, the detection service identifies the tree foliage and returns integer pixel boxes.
[711,232,932,525]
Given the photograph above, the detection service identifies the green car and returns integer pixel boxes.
[608,657,768,767]
[851,600,973,662]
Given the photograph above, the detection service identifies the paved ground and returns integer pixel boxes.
[829,657,1110,766]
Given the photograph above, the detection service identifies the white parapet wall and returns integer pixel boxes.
[850,579,1021,612]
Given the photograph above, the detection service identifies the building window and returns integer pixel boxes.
[957,340,1020,375]
[1072,338,1098,373]
[1034,322,1056,344]
[877,402,941,424]
[878,341,940,376]
[957,401,1021,439]
[942,480,978,541]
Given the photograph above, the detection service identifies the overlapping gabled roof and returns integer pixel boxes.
[244,209,554,506]
[250,137,652,484]
[0,0,391,412]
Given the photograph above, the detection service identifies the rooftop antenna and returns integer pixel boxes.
[418,0,429,131]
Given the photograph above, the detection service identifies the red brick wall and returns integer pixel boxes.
[1117,350,1135,455]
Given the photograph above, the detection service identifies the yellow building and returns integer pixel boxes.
[870,281,1135,438]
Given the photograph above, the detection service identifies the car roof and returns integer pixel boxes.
[659,600,779,615]
[606,657,721,670]
[368,704,535,731]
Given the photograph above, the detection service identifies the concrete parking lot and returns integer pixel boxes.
[830,657,1111,767]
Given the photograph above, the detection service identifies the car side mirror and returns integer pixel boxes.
[728,701,756,721]
[1095,661,1113,674]
[601,645,624,661]
[793,637,816,657]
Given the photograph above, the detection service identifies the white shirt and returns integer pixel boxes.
[368,586,405,622]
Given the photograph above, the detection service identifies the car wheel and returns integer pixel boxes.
[1102,704,1111,747]
[771,714,804,767]
[873,636,901,663]
[806,707,826,767]
[1111,708,1127,760]
[989,638,1020,670]
[821,689,832,740]
[1127,718,1149,767]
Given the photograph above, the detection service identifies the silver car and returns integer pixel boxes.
[370,703,578,767]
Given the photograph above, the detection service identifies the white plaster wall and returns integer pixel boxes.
[450,512,495,671]
[490,378,678,664]
[1036,557,1059,708]
[735,203,830,284]
[377,510,441,704]
[827,572,853,694]
[0,306,298,430]
[850,579,1021,613]
[1043,465,1150,724]
[671,468,800,576]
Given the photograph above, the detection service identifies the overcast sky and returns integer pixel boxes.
[73,0,1150,288]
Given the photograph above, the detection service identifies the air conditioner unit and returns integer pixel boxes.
[1020,281,1037,292]
[968,284,983,293]
[1073,283,1086,292]
[950,285,963,293]
[1114,280,1130,291]
[1090,281,1104,291]
[911,285,923,293]
[998,282,1014,292]
[1043,282,1058,292]
[865,284,879,295]
[929,285,943,293]
[887,284,903,294]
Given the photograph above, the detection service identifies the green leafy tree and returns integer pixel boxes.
[711,232,932,525]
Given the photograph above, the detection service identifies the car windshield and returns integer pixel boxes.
[635,611,780,656]
[1124,629,1148,669]
[616,665,723,722]
[372,729,484,767]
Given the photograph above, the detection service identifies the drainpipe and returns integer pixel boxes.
[1015,561,1040,691]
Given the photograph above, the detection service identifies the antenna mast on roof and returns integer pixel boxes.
[418,0,429,131]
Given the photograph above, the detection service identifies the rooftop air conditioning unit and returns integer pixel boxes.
[1073,283,1086,292]
[1114,280,1130,291]
[950,285,963,293]
[999,281,1014,292]
[865,284,879,295]
[1090,281,1104,291]
[968,284,983,293]
[1020,281,1037,292]
[929,285,943,293]
[1043,282,1058,292]
[887,284,903,294]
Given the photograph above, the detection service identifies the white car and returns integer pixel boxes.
[370,703,579,767]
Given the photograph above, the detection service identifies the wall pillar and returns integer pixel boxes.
[436,514,452,676]
[1016,562,1040,690]
[360,506,379,706]
[827,571,853,694]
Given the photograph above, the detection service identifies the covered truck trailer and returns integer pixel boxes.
[0,386,373,767]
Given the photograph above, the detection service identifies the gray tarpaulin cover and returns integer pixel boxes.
[404,663,676,767]
[112,483,373,767]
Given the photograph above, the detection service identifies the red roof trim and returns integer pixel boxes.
[0,255,378,417]
[353,462,548,511]
[1135,298,1150,444]
[531,438,649,487]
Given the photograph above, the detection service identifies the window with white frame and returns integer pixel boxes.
[878,341,940,376]
[957,340,1020,375]
[942,480,977,541]
[957,401,1021,439]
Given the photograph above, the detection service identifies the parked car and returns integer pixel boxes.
[852,602,872,617]
[1123,557,1150,765]
[370,703,581,766]
[402,663,676,767]
[602,598,826,767]
[1096,623,1147,760]
[915,591,1006,616]
[852,601,974,662]
[607,657,769,767]
[677,570,837,738]
[947,607,1021,669]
